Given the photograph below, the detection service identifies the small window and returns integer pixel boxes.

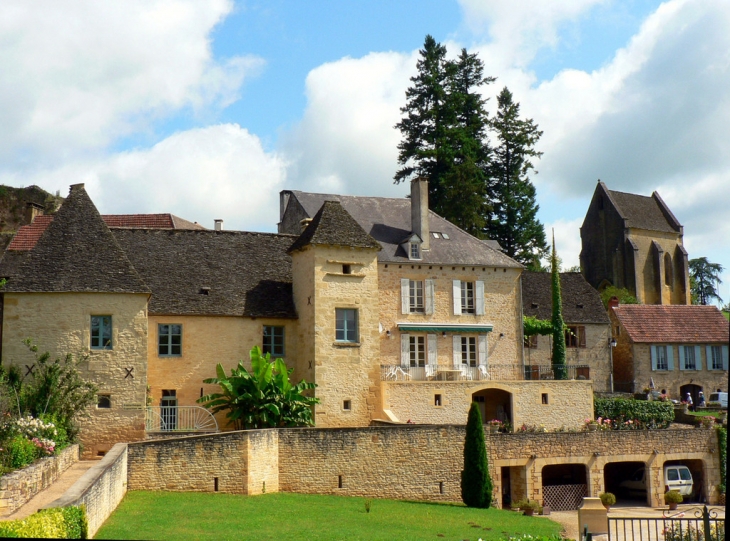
[655,346,668,370]
[263,326,285,356]
[199,287,211,295]
[565,326,586,348]
[441,233,449,240]
[682,346,696,370]
[434,394,442,406]
[342,264,352,274]
[158,324,182,356]
[335,309,358,343]
[343,400,352,411]
[410,242,421,260]
[710,346,722,370]
[432,232,440,239]
[97,395,111,408]
[461,282,475,314]
[541,393,549,405]
[91,316,112,350]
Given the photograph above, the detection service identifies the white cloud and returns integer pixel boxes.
[543,218,584,271]
[0,0,262,166]
[0,125,286,232]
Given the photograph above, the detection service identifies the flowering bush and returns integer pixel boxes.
[489,419,502,426]
[517,424,547,433]
[16,416,57,441]
[31,437,55,456]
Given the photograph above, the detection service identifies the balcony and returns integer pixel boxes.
[380,364,590,382]
[145,406,219,433]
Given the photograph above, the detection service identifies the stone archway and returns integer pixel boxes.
[680,383,703,410]
[472,388,512,429]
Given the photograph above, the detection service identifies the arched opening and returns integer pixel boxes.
[542,464,587,510]
[472,388,512,430]
[680,383,703,410]
[664,459,706,503]
[664,253,673,287]
[605,461,648,506]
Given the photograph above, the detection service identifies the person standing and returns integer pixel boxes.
[685,392,694,412]
[697,391,706,408]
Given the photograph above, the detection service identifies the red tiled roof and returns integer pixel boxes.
[7,215,54,251]
[613,304,730,343]
[7,213,205,251]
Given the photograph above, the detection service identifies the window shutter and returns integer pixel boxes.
[475,281,485,315]
[706,346,713,370]
[651,346,657,371]
[678,346,686,370]
[452,335,462,368]
[401,334,410,368]
[425,279,434,315]
[579,326,586,348]
[453,280,461,315]
[694,345,702,370]
[667,346,674,370]
[478,335,487,367]
[401,279,410,314]
[722,345,729,371]
[427,334,437,366]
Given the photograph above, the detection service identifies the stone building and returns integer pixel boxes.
[521,272,612,392]
[580,181,690,305]
[1,181,596,456]
[608,302,729,399]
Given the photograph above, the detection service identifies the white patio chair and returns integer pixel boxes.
[425,365,437,380]
[478,365,489,380]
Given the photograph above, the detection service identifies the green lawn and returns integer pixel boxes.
[96,491,563,541]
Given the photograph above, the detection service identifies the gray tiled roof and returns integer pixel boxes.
[522,272,609,325]
[4,184,150,294]
[607,189,678,233]
[287,191,521,267]
[288,200,381,253]
[113,229,297,318]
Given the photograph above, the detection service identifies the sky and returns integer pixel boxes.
[1,0,728,303]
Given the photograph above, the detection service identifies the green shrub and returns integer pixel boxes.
[664,490,683,504]
[594,397,674,429]
[717,427,726,494]
[599,492,616,506]
[461,402,492,508]
[7,435,38,469]
[0,506,87,539]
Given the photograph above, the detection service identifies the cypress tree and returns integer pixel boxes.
[461,402,493,508]
[551,234,567,379]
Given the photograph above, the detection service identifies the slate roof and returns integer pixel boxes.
[612,305,730,343]
[288,200,381,253]
[607,189,679,233]
[285,191,521,267]
[522,272,609,324]
[4,184,150,294]
[112,229,297,318]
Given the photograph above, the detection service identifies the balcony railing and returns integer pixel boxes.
[380,364,590,382]
[145,406,219,433]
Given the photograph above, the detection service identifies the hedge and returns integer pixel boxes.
[718,427,727,495]
[594,397,674,429]
[0,506,87,539]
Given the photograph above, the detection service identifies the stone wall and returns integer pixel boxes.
[0,444,78,517]
[628,229,687,305]
[43,443,127,539]
[2,292,148,458]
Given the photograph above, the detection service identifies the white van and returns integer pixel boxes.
[708,392,728,409]
[619,465,694,497]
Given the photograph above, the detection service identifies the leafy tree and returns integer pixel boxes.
[394,36,494,236]
[461,402,492,508]
[689,257,724,305]
[198,346,319,430]
[550,237,567,379]
[600,286,639,309]
[523,315,553,337]
[486,87,547,267]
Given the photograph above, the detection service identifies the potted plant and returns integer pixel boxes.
[510,499,540,516]
[585,419,598,431]
[664,490,683,510]
[599,492,616,511]
[489,419,502,433]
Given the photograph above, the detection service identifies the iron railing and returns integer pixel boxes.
[145,406,219,433]
[607,506,725,541]
[380,364,590,382]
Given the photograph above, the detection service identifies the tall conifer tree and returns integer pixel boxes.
[550,234,567,379]
[461,402,493,508]
[487,87,547,268]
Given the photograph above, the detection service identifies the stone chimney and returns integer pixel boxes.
[214,219,223,231]
[300,218,312,232]
[607,296,620,310]
[410,177,429,250]
[24,202,44,225]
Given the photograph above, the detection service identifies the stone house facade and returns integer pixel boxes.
[609,302,729,399]
[580,181,691,305]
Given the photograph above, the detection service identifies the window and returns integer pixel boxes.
[708,346,722,370]
[524,335,538,349]
[461,336,477,367]
[410,336,425,367]
[342,264,352,275]
[409,280,424,313]
[90,316,112,350]
[461,282,475,314]
[410,242,420,260]
[263,326,285,356]
[656,346,668,370]
[651,345,673,371]
[434,394,442,406]
[161,390,177,430]
[335,309,358,343]
[158,324,182,356]
[682,346,696,370]
[97,395,111,409]
[343,400,352,411]
[565,326,586,348]
[541,393,549,405]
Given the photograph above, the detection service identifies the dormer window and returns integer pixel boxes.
[410,242,421,260]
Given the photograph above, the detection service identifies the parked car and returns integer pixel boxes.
[708,392,728,408]
[618,466,694,497]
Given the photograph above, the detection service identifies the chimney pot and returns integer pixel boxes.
[410,177,429,250]
[24,202,44,225]
[214,219,223,231]
[608,296,620,310]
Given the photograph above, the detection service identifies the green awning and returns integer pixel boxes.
[397,323,493,333]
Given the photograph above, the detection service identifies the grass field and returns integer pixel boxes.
[96,491,563,541]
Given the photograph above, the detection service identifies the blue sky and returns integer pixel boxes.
[1,0,728,302]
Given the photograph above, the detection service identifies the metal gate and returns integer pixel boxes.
[607,506,724,541]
